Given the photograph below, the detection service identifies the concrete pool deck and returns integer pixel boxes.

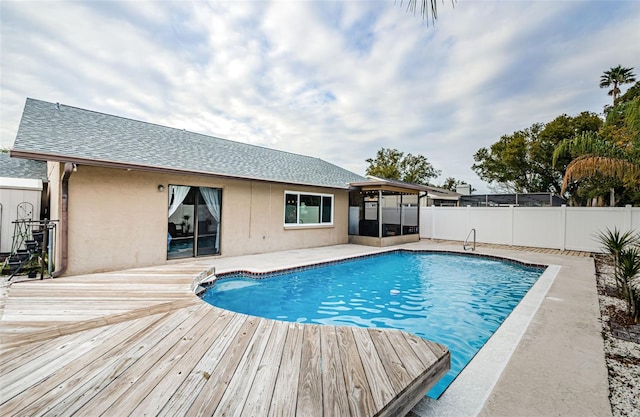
[0,240,611,416]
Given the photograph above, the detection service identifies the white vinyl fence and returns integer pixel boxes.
[420,205,640,252]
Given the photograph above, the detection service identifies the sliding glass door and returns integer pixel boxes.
[167,185,221,259]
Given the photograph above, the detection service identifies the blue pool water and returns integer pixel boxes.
[201,251,544,398]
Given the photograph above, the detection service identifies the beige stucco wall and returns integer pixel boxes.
[51,164,350,275]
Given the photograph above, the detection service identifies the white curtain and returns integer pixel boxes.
[200,187,221,251]
[168,185,191,218]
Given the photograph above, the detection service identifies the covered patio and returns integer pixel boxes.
[348,178,426,247]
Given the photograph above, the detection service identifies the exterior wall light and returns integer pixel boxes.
[157,184,165,192]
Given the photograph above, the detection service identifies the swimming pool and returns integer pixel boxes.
[201,250,545,398]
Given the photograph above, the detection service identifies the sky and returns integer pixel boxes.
[1,1,638,193]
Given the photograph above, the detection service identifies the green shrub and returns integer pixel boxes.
[618,247,640,322]
[596,227,640,323]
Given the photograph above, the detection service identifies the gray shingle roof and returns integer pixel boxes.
[12,98,365,189]
[0,152,47,181]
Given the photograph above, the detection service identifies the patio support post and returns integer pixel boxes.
[378,189,383,238]
[400,194,404,236]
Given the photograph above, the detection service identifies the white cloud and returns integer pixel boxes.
[1,0,639,193]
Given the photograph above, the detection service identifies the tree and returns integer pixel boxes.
[472,112,602,194]
[440,177,475,192]
[600,66,636,105]
[553,131,639,191]
[365,148,440,185]
[553,88,640,206]
[553,127,640,206]
[615,81,640,105]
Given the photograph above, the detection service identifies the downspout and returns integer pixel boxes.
[52,162,73,278]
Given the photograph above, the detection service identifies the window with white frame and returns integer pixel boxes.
[285,191,333,225]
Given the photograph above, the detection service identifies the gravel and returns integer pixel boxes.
[594,255,640,417]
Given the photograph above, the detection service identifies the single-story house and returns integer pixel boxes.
[420,185,462,207]
[0,153,47,255]
[11,98,395,276]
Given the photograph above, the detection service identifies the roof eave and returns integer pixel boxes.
[350,180,433,193]
[9,149,352,190]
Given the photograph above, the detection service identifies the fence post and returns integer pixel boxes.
[509,205,515,246]
[431,205,437,240]
[560,204,567,251]
[466,205,472,238]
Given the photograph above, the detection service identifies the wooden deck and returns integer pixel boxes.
[0,263,449,417]
[428,239,593,257]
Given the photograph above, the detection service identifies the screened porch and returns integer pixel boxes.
[348,179,425,247]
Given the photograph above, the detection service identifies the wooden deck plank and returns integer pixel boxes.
[1,325,113,399]
[0,319,129,378]
[429,238,592,257]
[375,332,450,417]
[241,319,289,417]
[319,325,351,417]
[2,300,188,309]
[214,318,277,416]
[72,304,211,416]
[129,308,236,416]
[186,316,260,416]
[368,328,415,390]
[0,314,164,416]
[296,324,323,417]
[402,332,439,367]
[267,322,304,417]
[378,330,451,417]
[382,329,425,379]
[9,287,185,294]
[6,285,190,291]
[351,327,396,410]
[156,313,247,416]
[102,306,224,416]
[335,326,377,417]
[426,339,449,359]
[45,304,207,416]
[0,329,70,371]
[1,298,200,349]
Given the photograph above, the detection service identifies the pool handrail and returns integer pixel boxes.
[463,228,476,251]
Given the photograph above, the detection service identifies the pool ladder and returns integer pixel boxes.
[463,228,476,251]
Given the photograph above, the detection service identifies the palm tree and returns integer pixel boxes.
[401,0,455,23]
[553,132,640,195]
[600,66,636,105]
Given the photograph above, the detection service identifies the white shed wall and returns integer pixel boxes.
[0,178,43,253]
